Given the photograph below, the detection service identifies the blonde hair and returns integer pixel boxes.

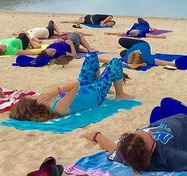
[9,97,59,122]
[128,51,144,64]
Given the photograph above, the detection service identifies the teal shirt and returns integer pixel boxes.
[122,42,155,65]
[0,37,22,55]
[51,86,99,115]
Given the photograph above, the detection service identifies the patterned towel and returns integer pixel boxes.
[65,150,187,176]
[0,87,37,113]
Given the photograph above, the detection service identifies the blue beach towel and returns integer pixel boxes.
[82,24,113,28]
[65,150,187,176]
[0,99,141,134]
[123,53,187,71]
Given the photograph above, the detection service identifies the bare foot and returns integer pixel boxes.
[115,93,135,100]
[88,48,98,52]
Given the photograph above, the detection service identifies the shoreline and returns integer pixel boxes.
[0,11,187,176]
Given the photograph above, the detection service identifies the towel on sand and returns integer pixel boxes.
[65,150,187,176]
[0,99,142,133]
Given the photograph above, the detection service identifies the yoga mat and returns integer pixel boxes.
[122,53,186,71]
[48,32,92,40]
[0,99,142,134]
[82,24,113,28]
[65,150,187,176]
[76,51,107,59]
[148,29,173,35]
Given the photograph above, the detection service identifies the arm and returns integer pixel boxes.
[37,80,80,115]
[81,132,117,153]
[146,33,166,39]
[104,32,125,37]
[65,40,77,58]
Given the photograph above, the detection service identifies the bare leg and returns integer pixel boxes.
[114,80,135,100]
[78,33,96,52]
[53,22,65,36]
[155,59,175,66]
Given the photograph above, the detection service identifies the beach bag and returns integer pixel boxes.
[27,156,63,176]
[12,55,51,67]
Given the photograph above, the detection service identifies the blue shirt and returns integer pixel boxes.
[126,23,149,37]
[51,86,99,114]
[121,42,155,65]
[47,41,71,58]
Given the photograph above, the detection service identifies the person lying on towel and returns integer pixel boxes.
[37,32,96,59]
[61,14,115,27]
[81,97,187,173]
[9,53,134,122]
[118,38,187,70]
[104,17,166,39]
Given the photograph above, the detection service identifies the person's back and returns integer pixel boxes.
[0,37,22,55]
[27,27,49,39]
[147,113,187,171]
[127,23,149,37]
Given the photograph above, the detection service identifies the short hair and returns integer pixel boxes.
[127,51,144,64]
[118,133,151,173]
[129,30,139,37]
[37,50,49,58]
[9,97,59,122]
[0,48,4,55]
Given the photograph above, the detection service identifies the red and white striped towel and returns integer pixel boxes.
[0,87,37,113]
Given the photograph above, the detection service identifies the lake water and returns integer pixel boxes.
[0,0,187,19]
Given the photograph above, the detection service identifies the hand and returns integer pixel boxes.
[0,90,5,98]
[37,92,54,104]
[80,131,98,141]
[104,32,110,35]
[100,21,105,26]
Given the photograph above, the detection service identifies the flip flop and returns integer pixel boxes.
[72,24,82,29]
[39,156,56,169]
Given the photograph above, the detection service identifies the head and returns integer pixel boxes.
[37,48,56,58]
[128,51,144,64]
[118,130,156,173]
[0,44,7,55]
[9,97,59,122]
[129,29,140,37]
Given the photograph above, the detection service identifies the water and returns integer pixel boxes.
[0,0,187,19]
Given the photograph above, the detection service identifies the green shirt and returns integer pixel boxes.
[0,38,23,55]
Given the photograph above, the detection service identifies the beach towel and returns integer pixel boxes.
[64,150,187,176]
[122,53,187,71]
[0,87,37,113]
[82,24,113,28]
[0,99,142,134]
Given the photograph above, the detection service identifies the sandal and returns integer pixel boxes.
[72,24,82,29]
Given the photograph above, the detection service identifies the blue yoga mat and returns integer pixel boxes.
[0,99,142,134]
[123,53,186,71]
[65,150,187,176]
[82,24,113,28]
[76,51,107,59]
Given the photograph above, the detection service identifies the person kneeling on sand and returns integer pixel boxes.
[9,52,134,122]
[81,97,187,173]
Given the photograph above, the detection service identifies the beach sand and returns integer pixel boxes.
[0,11,187,176]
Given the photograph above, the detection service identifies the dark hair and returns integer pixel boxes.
[118,133,151,173]
[0,48,4,55]
[37,50,49,58]
[9,97,59,122]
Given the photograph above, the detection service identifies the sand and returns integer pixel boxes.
[0,10,187,176]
